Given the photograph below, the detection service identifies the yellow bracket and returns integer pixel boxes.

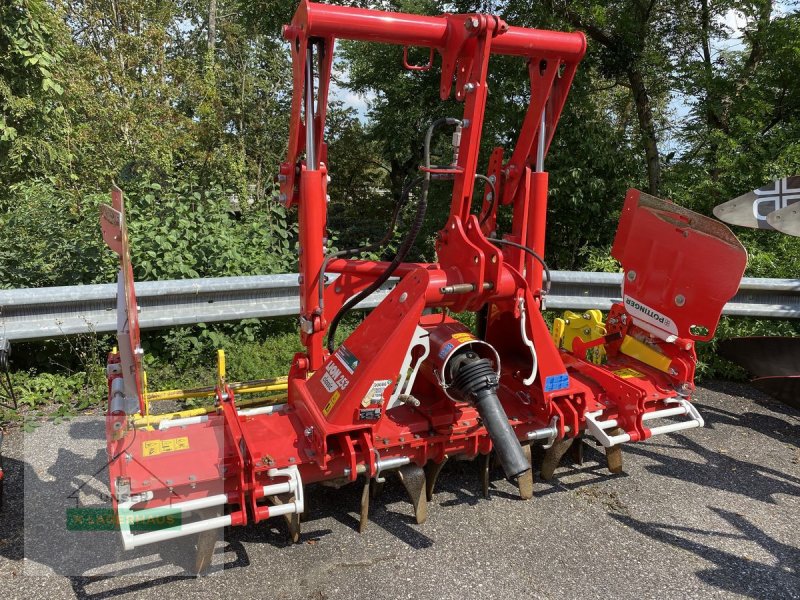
[217,349,227,388]
[132,393,288,428]
[128,345,291,427]
[142,370,150,416]
[620,335,672,373]
[145,378,289,403]
[553,310,607,365]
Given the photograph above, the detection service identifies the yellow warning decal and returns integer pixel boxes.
[614,368,645,379]
[142,437,189,457]
[453,332,475,343]
[322,390,341,416]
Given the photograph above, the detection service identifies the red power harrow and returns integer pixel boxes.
[101,1,747,566]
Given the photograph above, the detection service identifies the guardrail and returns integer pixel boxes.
[1,272,798,343]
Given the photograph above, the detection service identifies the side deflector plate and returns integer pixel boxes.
[100,186,145,412]
[611,190,747,341]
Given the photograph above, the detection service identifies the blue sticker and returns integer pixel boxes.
[544,373,570,392]
[438,342,455,359]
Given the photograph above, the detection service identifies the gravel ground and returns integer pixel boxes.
[0,380,797,600]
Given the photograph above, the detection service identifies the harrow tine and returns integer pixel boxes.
[605,428,624,474]
[540,438,574,480]
[516,443,534,500]
[190,507,221,576]
[424,457,449,501]
[479,452,491,498]
[269,493,302,543]
[397,463,428,524]
[371,479,385,499]
[569,435,584,466]
[359,478,371,533]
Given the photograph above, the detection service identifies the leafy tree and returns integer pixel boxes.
[0,0,70,187]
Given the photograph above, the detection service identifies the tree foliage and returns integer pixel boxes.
[0,0,797,389]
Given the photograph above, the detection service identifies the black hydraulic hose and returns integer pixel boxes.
[325,176,427,352]
[487,237,552,295]
[318,183,414,311]
[475,173,497,227]
[325,117,461,353]
[448,352,531,480]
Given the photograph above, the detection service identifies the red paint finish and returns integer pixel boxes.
[103,2,746,533]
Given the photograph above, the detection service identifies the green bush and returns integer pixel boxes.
[125,174,297,281]
[0,181,115,287]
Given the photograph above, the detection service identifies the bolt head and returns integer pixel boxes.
[627,270,637,282]
[675,294,686,306]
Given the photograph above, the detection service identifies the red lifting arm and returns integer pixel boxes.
[289,1,586,59]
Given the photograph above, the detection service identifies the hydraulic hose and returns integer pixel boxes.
[448,351,531,481]
[475,173,497,227]
[487,237,552,295]
[318,182,414,311]
[325,117,461,353]
[325,175,427,352]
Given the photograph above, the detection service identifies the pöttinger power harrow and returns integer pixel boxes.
[101,0,747,569]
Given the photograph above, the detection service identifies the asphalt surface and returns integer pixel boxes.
[0,380,797,599]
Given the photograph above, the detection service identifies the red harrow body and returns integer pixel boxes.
[101,1,747,557]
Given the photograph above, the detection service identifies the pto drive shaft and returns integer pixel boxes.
[448,351,531,480]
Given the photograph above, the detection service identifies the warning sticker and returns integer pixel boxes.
[323,391,341,416]
[453,332,475,343]
[142,437,189,457]
[614,368,645,379]
[335,345,360,374]
[361,379,392,407]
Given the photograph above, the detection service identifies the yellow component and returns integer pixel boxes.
[614,367,646,379]
[132,393,288,427]
[322,390,341,416]
[217,349,226,387]
[142,436,189,457]
[555,310,607,365]
[620,335,672,373]
[112,346,118,354]
[146,377,289,402]
[142,370,149,416]
[552,318,566,348]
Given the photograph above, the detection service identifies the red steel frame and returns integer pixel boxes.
[103,0,747,547]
